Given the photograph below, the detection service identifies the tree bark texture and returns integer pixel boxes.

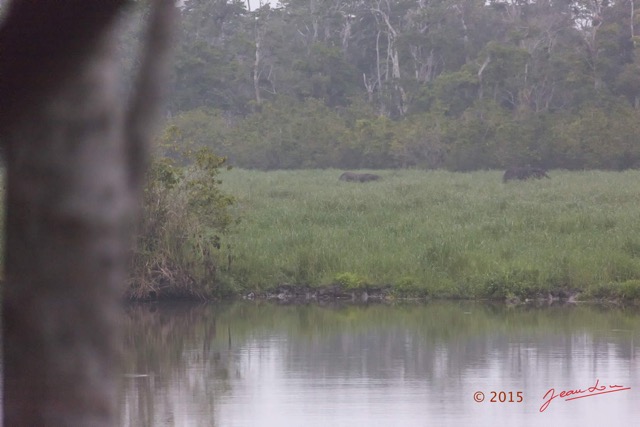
[0,1,176,425]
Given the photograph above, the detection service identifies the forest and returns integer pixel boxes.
[129,0,640,171]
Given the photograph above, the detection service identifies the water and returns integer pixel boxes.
[119,302,640,426]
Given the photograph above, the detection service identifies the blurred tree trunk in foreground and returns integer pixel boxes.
[0,0,176,425]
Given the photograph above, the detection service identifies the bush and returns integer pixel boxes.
[334,272,368,289]
[128,147,236,300]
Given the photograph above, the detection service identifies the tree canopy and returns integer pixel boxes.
[144,0,640,170]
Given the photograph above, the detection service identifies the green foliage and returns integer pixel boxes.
[162,108,232,157]
[220,169,640,302]
[170,0,253,113]
[225,97,351,169]
[482,269,548,300]
[431,70,478,117]
[291,43,360,106]
[620,281,640,300]
[185,148,235,231]
[475,42,530,108]
[549,101,640,170]
[128,146,236,300]
[389,113,445,169]
[118,0,640,171]
[334,272,368,290]
[347,115,395,168]
[586,280,640,302]
[119,0,640,302]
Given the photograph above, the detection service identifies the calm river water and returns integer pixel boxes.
[119,301,639,427]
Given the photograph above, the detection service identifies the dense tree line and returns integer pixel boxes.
[137,0,640,170]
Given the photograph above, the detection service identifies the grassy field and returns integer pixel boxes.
[217,169,640,301]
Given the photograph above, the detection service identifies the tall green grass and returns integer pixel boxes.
[218,169,640,300]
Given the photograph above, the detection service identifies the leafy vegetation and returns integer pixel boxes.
[117,1,640,302]
[119,0,640,171]
[216,169,640,303]
[127,141,236,300]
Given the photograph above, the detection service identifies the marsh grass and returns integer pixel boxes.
[218,169,640,301]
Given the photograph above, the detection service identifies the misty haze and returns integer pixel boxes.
[1,0,640,426]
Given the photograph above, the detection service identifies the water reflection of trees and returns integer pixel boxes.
[119,301,640,425]
[120,303,235,427]
[223,302,639,384]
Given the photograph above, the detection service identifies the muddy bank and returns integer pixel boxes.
[124,281,635,306]
[241,285,603,306]
[243,284,394,303]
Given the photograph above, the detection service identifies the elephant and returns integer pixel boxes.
[339,172,381,182]
[503,166,550,182]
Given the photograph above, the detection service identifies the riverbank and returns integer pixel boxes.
[240,283,587,306]
[128,168,640,303]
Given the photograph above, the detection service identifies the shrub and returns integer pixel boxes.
[334,272,368,289]
[128,147,236,300]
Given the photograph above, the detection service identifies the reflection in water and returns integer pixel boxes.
[119,302,640,426]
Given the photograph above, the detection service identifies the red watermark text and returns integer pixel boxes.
[540,379,631,412]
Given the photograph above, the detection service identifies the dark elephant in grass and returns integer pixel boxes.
[503,166,550,182]
[339,172,381,182]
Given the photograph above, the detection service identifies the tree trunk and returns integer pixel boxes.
[254,30,263,105]
[0,1,176,425]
